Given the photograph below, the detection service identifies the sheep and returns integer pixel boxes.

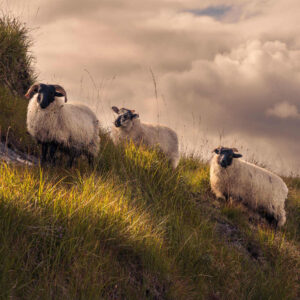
[210,147,288,227]
[25,83,100,167]
[111,106,179,168]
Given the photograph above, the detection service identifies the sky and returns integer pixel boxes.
[2,0,300,175]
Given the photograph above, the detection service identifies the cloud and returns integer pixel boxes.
[160,39,300,174]
[4,0,300,175]
[186,5,233,20]
[266,102,300,119]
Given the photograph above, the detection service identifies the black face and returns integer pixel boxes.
[30,84,64,109]
[113,107,139,127]
[214,147,243,168]
[36,84,57,109]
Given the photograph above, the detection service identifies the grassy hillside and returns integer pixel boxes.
[0,16,35,96]
[0,15,299,300]
[0,140,299,299]
[0,16,37,155]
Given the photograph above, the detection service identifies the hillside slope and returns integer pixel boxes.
[0,15,299,300]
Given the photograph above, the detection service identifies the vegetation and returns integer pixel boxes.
[0,16,37,154]
[0,14,299,300]
[0,85,37,154]
[0,16,35,96]
[0,141,299,299]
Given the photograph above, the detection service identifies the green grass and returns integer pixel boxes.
[0,13,299,300]
[0,139,299,299]
[0,16,35,96]
[0,85,38,154]
[0,15,37,154]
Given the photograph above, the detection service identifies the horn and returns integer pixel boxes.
[212,147,220,153]
[53,85,67,102]
[232,148,239,152]
[25,83,39,99]
[112,106,120,114]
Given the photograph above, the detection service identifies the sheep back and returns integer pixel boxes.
[111,119,179,167]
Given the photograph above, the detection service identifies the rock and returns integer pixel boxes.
[0,142,38,165]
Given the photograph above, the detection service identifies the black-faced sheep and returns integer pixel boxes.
[210,147,288,226]
[25,83,100,167]
[111,106,179,168]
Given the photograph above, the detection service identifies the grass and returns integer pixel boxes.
[0,13,299,300]
[0,138,299,299]
[0,15,37,155]
[0,85,38,154]
[0,16,35,96]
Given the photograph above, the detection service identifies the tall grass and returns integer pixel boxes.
[0,13,299,300]
[0,85,38,154]
[0,15,37,154]
[0,15,36,96]
[0,142,299,299]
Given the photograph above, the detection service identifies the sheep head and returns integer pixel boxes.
[111,106,139,128]
[25,83,68,109]
[212,147,242,168]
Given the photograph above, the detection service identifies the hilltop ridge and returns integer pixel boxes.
[0,15,299,300]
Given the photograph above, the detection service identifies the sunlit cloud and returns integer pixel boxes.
[3,0,300,175]
[267,102,300,119]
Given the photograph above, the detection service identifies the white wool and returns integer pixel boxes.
[210,155,288,226]
[111,118,179,168]
[27,95,100,156]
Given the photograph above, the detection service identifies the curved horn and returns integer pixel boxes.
[53,85,67,102]
[25,83,39,99]
[112,106,120,114]
[232,148,239,152]
[212,147,221,154]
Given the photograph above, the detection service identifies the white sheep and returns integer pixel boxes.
[210,147,288,227]
[111,106,179,168]
[25,83,100,167]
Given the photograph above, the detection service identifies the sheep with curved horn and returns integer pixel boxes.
[26,83,100,167]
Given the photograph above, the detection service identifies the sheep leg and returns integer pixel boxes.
[87,154,94,168]
[41,143,49,164]
[215,192,226,201]
[68,152,75,168]
[49,143,58,165]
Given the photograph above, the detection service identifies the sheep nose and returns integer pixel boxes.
[114,120,121,127]
[220,160,227,168]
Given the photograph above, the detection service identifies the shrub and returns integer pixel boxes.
[0,15,36,96]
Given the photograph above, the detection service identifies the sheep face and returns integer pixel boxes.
[213,147,242,168]
[25,83,67,109]
[112,106,139,129]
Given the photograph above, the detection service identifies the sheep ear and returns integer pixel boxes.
[112,106,119,114]
[212,148,220,154]
[53,85,67,102]
[25,83,39,99]
[131,113,139,120]
[233,153,242,158]
[232,148,239,152]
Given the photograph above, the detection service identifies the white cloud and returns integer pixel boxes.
[266,102,300,119]
[3,0,300,175]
